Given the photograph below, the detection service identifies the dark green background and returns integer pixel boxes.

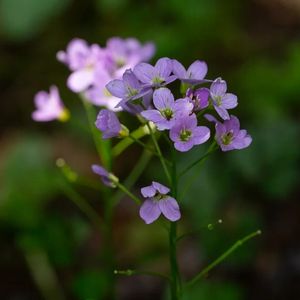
[1,0,300,299]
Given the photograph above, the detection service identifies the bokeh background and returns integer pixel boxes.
[1,0,300,299]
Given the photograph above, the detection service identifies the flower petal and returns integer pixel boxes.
[155,57,172,78]
[67,69,94,92]
[106,79,127,98]
[174,140,194,152]
[215,105,230,120]
[172,59,187,78]
[141,185,156,198]
[159,197,181,222]
[192,126,210,145]
[153,88,174,110]
[141,110,165,124]
[187,60,208,80]
[139,199,161,224]
[152,181,170,195]
[222,93,238,109]
[133,63,156,83]
[210,78,227,97]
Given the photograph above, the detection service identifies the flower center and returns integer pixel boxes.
[127,86,138,97]
[153,193,168,202]
[222,131,234,145]
[116,58,126,68]
[152,76,164,85]
[103,88,112,97]
[215,95,222,106]
[180,129,192,142]
[161,108,173,120]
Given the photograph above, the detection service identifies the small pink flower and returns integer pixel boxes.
[32,86,69,122]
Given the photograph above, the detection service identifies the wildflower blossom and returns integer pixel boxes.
[186,87,210,111]
[210,78,238,120]
[84,68,121,111]
[91,164,117,187]
[141,88,193,130]
[205,114,252,151]
[169,114,210,152]
[106,37,155,78]
[133,57,176,88]
[106,69,150,103]
[57,37,155,110]
[95,109,125,139]
[57,38,105,93]
[139,181,181,224]
[172,59,208,84]
[32,86,69,122]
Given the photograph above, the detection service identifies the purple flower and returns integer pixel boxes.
[32,86,69,122]
[91,164,116,187]
[141,88,193,130]
[210,78,238,120]
[106,37,155,78]
[106,69,150,102]
[139,181,181,224]
[57,38,106,93]
[205,114,252,151]
[133,57,176,88]
[84,68,121,111]
[172,59,208,84]
[95,109,122,139]
[186,87,210,111]
[169,114,210,152]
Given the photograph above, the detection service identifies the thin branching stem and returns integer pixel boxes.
[185,230,262,288]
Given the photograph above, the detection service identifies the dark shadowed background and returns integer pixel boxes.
[1,0,300,299]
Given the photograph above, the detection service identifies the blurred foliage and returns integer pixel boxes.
[1,0,300,299]
[0,0,70,41]
[0,135,59,229]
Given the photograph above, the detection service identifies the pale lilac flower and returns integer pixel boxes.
[57,38,106,93]
[106,69,150,102]
[133,57,176,88]
[95,109,121,139]
[169,114,210,152]
[139,181,181,224]
[116,90,153,115]
[32,86,69,122]
[205,114,252,151]
[84,68,121,111]
[186,87,210,111]
[141,88,193,130]
[210,78,238,120]
[92,164,116,187]
[106,37,155,78]
[172,59,208,84]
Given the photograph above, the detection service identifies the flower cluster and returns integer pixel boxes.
[94,57,252,223]
[57,37,155,110]
[32,37,155,121]
[33,37,252,225]
[101,57,251,152]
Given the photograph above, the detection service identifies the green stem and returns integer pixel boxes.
[127,134,170,163]
[112,125,150,157]
[114,181,141,205]
[185,230,262,288]
[20,244,65,300]
[111,148,152,206]
[80,95,111,169]
[179,141,217,178]
[176,219,223,242]
[147,123,171,184]
[114,269,171,281]
[169,148,181,299]
[60,181,103,231]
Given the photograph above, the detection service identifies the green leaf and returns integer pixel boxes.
[0,0,70,41]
